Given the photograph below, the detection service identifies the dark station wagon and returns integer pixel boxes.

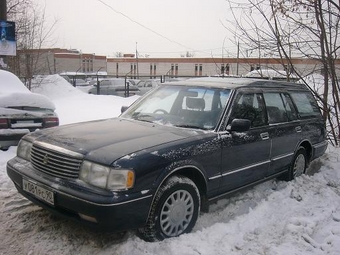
[7,77,327,241]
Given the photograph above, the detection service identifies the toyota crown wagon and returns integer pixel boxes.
[7,77,327,241]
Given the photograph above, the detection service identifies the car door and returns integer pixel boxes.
[263,92,300,176]
[219,91,271,193]
[99,80,110,95]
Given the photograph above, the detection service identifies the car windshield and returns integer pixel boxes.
[121,85,231,130]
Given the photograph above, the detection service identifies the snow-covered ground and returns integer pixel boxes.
[1,75,340,255]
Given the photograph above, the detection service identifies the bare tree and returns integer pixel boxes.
[7,0,57,88]
[226,0,340,145]
[115,52,123,58]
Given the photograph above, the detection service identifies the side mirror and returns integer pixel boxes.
[121,106,129,113]
[228,119,251,132]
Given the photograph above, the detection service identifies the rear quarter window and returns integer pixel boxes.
[290,91,321,118]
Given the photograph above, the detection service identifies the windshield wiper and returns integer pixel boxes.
[132,114,155,123]
[174,124,207,130]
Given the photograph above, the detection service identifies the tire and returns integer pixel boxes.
[137,175,200,242]
[280,147,307,181]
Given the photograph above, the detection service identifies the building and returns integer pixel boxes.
[8,48,339,81]
[107,56,329,79]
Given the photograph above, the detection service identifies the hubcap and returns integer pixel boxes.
[293,154,306,177]
[160,190,194,237]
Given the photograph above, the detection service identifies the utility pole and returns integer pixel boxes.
[0,0,6,20]
[135,42,139,79]
[0,0,7,69]
[236,41,240,76]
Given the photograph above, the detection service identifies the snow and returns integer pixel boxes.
[30,74,138,125]
[244,69,298,80]
[1,74,340,254]
[0,70,56,110]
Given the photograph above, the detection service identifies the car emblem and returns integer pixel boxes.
[42,154,49,165]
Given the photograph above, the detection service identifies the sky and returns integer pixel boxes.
[34,0,238,58]
[1,73,340,254]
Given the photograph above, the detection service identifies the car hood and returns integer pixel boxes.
[30,118,204,165]
[0,92,56,110]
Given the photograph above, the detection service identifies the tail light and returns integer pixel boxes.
[43,117,59,128]
[0,118,9,129]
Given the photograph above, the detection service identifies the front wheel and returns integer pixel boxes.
[138,175,200,242]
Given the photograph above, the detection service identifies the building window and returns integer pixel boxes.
[116,63,119,77]
[225,64,230,74]
[175,64,178,77]
[221,64,230,75]
[150,64,157,78]
[82,59,86,72]
[195,64,198,76]
[133,64,137,79]
[199,64,203,76]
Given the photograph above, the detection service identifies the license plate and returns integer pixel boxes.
[22,179,54,206]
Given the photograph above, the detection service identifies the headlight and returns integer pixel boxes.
[79,161,135,191]
[17,140,32,161]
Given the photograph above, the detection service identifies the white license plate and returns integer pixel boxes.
[22,179,54,206]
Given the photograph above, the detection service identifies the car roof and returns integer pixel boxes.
[162,77,307,90]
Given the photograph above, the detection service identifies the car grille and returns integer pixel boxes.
[30,142,83,179]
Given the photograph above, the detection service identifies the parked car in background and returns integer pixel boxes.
[7,77,327,241]
[136,79,159,95]
[72,78,88,87]
[73,79,95,93]
[0,70,59,150]
[88,78,140,97]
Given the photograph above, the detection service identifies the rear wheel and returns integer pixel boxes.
[138,175,200,242]
[280,147,307,181]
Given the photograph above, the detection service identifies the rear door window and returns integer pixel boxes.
[263,93,288,124]
[282,94,298,121]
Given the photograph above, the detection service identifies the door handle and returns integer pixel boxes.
[260,132,269,140]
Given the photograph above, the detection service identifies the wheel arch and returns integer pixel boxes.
[297,140,313,164]
[151,165,208,212]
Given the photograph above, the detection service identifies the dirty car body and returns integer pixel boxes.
[7,77,327,241]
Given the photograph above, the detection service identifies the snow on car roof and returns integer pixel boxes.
[0,69,30,94]
[0,70,56,110]
[162,77,304,90]
[163,77,254,88]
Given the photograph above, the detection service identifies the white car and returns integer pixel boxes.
[136,79,159,95]
[0,70,59,150]
[88,78,140,97]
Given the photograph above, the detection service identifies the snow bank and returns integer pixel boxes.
[31,74,139,125]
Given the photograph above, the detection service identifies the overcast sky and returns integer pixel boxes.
[35,0,239,58]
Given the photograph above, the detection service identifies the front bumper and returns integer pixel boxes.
[6,157,153,232]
